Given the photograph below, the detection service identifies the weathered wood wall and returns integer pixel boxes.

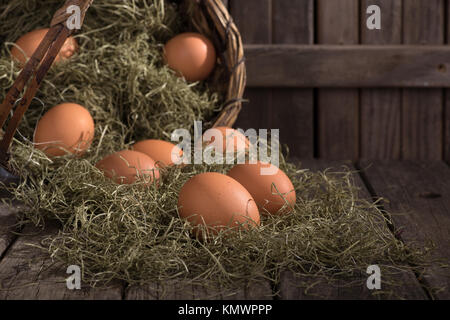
[227,0,450,161]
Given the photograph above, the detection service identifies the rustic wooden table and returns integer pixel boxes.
[0,160,449,300]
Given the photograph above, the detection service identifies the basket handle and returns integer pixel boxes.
[0,0,93,168]
[51,0,93,27]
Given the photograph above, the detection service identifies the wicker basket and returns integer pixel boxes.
[0,0,246,169]
[184,0,246,128]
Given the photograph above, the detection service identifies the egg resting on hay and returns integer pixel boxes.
[0,0,427,295]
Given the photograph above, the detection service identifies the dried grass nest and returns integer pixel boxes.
[0,0,430,298]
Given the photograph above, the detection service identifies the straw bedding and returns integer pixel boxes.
[0,0,430,298]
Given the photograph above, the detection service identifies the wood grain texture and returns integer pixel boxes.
[446,92,450,162]
[402,90,443,159]
[126,280,273,300]
[361,0,402,159]
[403,0,444,45]
[244,45,450,88]
[361,0,402,44]
[317,0,359,44]
[360,90,401,158]
[446,2,450,163]
[273,0,313,44]
[232,0,314,158]
[271,0,314,158]
[0,203,18,261]
[278,160,427,300]
[229,0,271,45]
[231,0,448,159]
[318,90,359,159]
[402,0,444,160]
[268,88,314,158]
[359,160,450,299]
[0,222,123,299]
[231,0,272,140]
[317,0,359,160]
[279,270,426,300]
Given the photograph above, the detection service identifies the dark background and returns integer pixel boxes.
[223,0,450,161]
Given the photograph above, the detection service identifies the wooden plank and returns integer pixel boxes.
[0,221,123,299]
[402,0,444,160]
[234,0,314,158]
[230,0,272,138]
[280,269,426,300]
[361,0,402,44]
[232,0,315,159]
[272,0,313,44]
[244,45,450,88]
[402,91,444,159]
[446,2,450,163]
[235,88,272,132]
[229,0,271,45]
[317,0,359,160]
[318,89,359,159]
[403,0,444,44]
[360,0,402,159]
[271,0,314,158]
[446,91,450,163]
[278,160,428,299]
[0,203,18,260]
[317,1,358,44]
[266,89,314,158]
[126,280,273,300]
[360,90,401,158]
[0,187,21,262]
[359,160,450,299]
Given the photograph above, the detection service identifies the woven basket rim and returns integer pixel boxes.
[0,0,247,166]
[184,0,246,128]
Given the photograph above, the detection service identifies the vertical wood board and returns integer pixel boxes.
[317,0,360,160]
[402,0,444,160]
[360,0,402,159]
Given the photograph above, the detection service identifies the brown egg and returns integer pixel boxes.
[132,139,183,167]
[34,102,95,157]
[164,32,216,82]
[96,150,160,185]
[11,28,78,65]
[203,126,250,153]
[228,161,296,215]
[178,172,260,237]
